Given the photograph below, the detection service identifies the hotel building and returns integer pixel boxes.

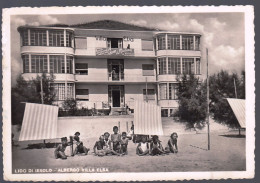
[18,20,203,116]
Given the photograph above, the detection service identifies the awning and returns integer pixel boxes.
[226,98,246,128]
[19,103,59,141]
[134,100,163,135]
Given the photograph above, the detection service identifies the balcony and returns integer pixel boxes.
[96,48,134,57]
[75,73,156,83]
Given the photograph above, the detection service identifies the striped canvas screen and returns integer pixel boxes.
[19,103,59,141]
[226,98,246,128]
[134,100,163,135]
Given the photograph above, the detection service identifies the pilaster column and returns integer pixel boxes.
[64,29,66,47]
[180,57,183,74]
[46,30,49,46]
[29,54,31,73]
[194,57,196,74]
[47,55,50,73]
[28,29,31,46]
[193,36,196,50]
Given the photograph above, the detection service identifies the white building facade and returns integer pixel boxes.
[18,20,203,116]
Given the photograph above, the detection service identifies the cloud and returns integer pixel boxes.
[38,15,60,25]
[209,45,244,74]
[156,21,180,30]
[130,19,147,26]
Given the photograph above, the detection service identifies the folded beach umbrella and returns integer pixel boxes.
[226,98,246,128]
[19,103,59,141]
[134,100,163,135]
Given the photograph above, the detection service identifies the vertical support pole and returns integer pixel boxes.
[194,57,197,74]
[70,136,74,156]
[126,121,129,133]
[180,35,182,50]
[46,30,49,46]
[165,34,168,50]
[145,77,148,102]
[206,48,210,151]
[118,121,121,133]
[64,29,66,47]
[47,55,50,73]
[234,78,238,98]
[40,77,44,104]
[29,54,32,73]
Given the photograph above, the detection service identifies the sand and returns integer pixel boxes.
[12,131,245,173]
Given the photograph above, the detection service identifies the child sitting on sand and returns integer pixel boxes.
[104,132,112,150]
[73,132,90,156]
[136,135,150,156]
[54,137,71,160]
[150,135,165,156]
[120,132,128,155]
[93,135,121,156]
[111,126,121,153]
[165,132,178,153]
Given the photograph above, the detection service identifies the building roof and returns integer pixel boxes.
[70,20,158,31]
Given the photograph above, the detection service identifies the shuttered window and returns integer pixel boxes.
[141,40,153,51]
[76,89,89,100]
[75,37,87,49]
[142,64,154,76]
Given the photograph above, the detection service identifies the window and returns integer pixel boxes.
[75,63,88,75]
[158,57,167,75]
[66,56,73,74]
[66,31,73,47]
[76,89,89,100]
[182,35,194,50]
[22,30,29,46]
[30,29,47,46]
[158,35,166,50]
[196,58,200,74]
[141,40,153,51]
[75,37,87,49]
[49,30,64,47]
[168,58,181,74]
[167,35,180,50]
[22,55,29,73]
[161,109,168,117]
[195,36,200,50]
[143,89,155,100]
[31,55,48,73]
[169,83,178,100]
[182,58,195,74]
[142,64,154,76]
[52,83,74,100]
[107,38,123,49]
[49,55,65,73]
[159,83,167,100]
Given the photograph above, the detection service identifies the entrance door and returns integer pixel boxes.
[112,90,121,107]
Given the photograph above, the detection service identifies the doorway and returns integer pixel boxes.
[112,90,121,107]
[112,65,120,80]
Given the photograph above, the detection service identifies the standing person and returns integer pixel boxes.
[127,124,134,140]
[54,137,70,160]
[111,126,121,153]
[136,135,150,156]
[73,132,90,156]
[165,132,178,153]
[150,135,165,156]
[120,132,128,155]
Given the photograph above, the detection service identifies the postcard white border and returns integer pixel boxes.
[2,5,255,181]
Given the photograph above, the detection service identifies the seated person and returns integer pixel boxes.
[72,132,90,156]
[120,132,128,155]
[165,132,178,153]
[136,135,149,156]
[104,132,112,150]
[111,126,121,153]
[54,137,71,160]
[127,125,134,140]
[93,135,121,157]
[150,135,165,156]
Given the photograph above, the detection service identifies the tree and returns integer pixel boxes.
[209,70,245,128]
[176,74,207,129]
[61,98,78,115]
[11,73,56,125]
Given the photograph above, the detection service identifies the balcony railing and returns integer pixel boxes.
[96,48,134,56]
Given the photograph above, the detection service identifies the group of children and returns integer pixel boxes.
[54,125,178,159]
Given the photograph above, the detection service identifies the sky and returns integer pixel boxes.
[10,12,245,85]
